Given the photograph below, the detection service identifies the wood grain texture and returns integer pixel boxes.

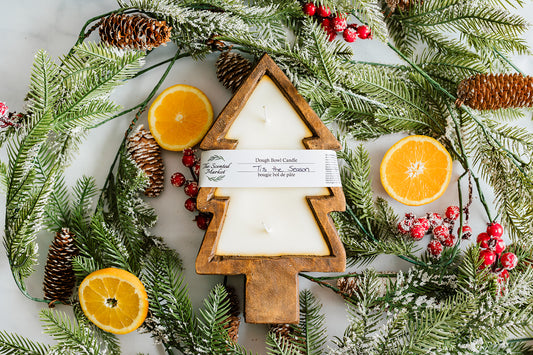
[196,53,346,324]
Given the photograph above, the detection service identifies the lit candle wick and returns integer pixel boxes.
[262,105,270,125]
[261,221,272,234]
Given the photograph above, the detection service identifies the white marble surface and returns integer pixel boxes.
[0,1,532,354]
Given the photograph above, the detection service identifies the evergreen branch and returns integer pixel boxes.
[266,332,301,355]
[0,330,49,355]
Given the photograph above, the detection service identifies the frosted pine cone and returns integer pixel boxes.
[386,0,422,12]
[222,286,241,342]
[456,73,533,110]
[337,276,358,297]
[99,13,172,51]
[127,125,165,197]
[216,51,253,92]
[43,228,79,304]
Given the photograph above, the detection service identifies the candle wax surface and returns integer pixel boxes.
[214,76,330,256]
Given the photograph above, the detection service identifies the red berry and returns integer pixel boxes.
[302,2,317,16]
[342,28,357,42]
[427,240,443,256]
[487,222,504,238]
[356,25,372,39]
[414,217,430,232]
[397,219,412,234]
[184,198,197,212]
[433,225,449,242]
[458,225,473,240]
[500,252,518,270]
[170,172,186,187]
[493,238,506,254]
[405,212,415,220]
[445,206,460,220]
[410,225,426,239]
[326,29,337,41]
[317,5,331,17]
[0,102,8,117]
[332,16,347,32]
[193,162,201,177]
[442,235,456,247]
[479,250,496,268]
[321,18,332,29]
[496,268,510,282]
[195,214,211,230]
[182,154,196,168]
[427,213,443,228]
[184,181,199,197]
[476,232,491,249]
[183,148,195,156]
[347,23,358,30]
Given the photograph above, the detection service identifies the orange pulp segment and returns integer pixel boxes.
[78,268,149,334]
[380,135,453,206]
[148,84,213,151]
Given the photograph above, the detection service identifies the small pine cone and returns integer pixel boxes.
[216,51,253,92]
[127,125,165,197]
[222,286,241,342]
[270,323,292,340]
[43,228,79,304]
[99,13,172,51]
[337,276,358,297]
[386,0,422,12]
[456,73,533,110]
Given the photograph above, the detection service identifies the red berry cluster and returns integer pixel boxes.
[301,3,372,42]
[476,222,517,270]
[0,102,22,129]
[397,206,468,257]
[170,148,211,230]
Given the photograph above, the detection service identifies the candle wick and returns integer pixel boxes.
[261,221,272,234]
[262,105,270,125]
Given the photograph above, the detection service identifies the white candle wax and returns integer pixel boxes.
[215,76,330,256]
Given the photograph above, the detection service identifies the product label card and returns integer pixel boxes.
[198,150,341,187]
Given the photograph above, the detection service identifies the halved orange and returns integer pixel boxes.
[148,84,213,151]
[380,135,452,206]
[78,268,149,334]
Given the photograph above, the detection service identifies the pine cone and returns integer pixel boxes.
[456,73,533,110]
[99,13,172,51]
[386,0,422,12]
[216,51,253,92]
[222,286,241,342]
[337,276,358,297]
[127,125,165,197]
[270,323,292,340]
[43,228,79,304]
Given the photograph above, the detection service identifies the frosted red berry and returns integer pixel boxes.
[458,225,472,240]
[321,18,332,29]
[487,222,504,238]
[479,250,496,268]
[193,162,201,177]
[317,5,331,17]
[182,154,196,168]
[0,102,8,117]
[433,225,449,242]
[356,25,372,39]
[184,198,197,212]
[427,213,443,228]
[500,252,518,270]
[343,28,357,42]
[397,219,412,234]
[302,2,317,16]
[445,205,460,220]
[442,235,456,247]
[184,181,199,197]
[326,29,337,41]
[183,148,195,156]
[496,268,509,282]
[427,240,443,256]
[332,16,347,32]
[493,238,506,254]
[195,214,211,230]
[170,172,186,187]
[405,212,415,220]
[414,217,430,232]
[476,232,491,249]
[410,225,426,239]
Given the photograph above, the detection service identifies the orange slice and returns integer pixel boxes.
[78,268,149,334]
[148,84,213,151]
[380,135,452,206]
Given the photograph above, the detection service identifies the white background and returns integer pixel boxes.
[1,1,532,354]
